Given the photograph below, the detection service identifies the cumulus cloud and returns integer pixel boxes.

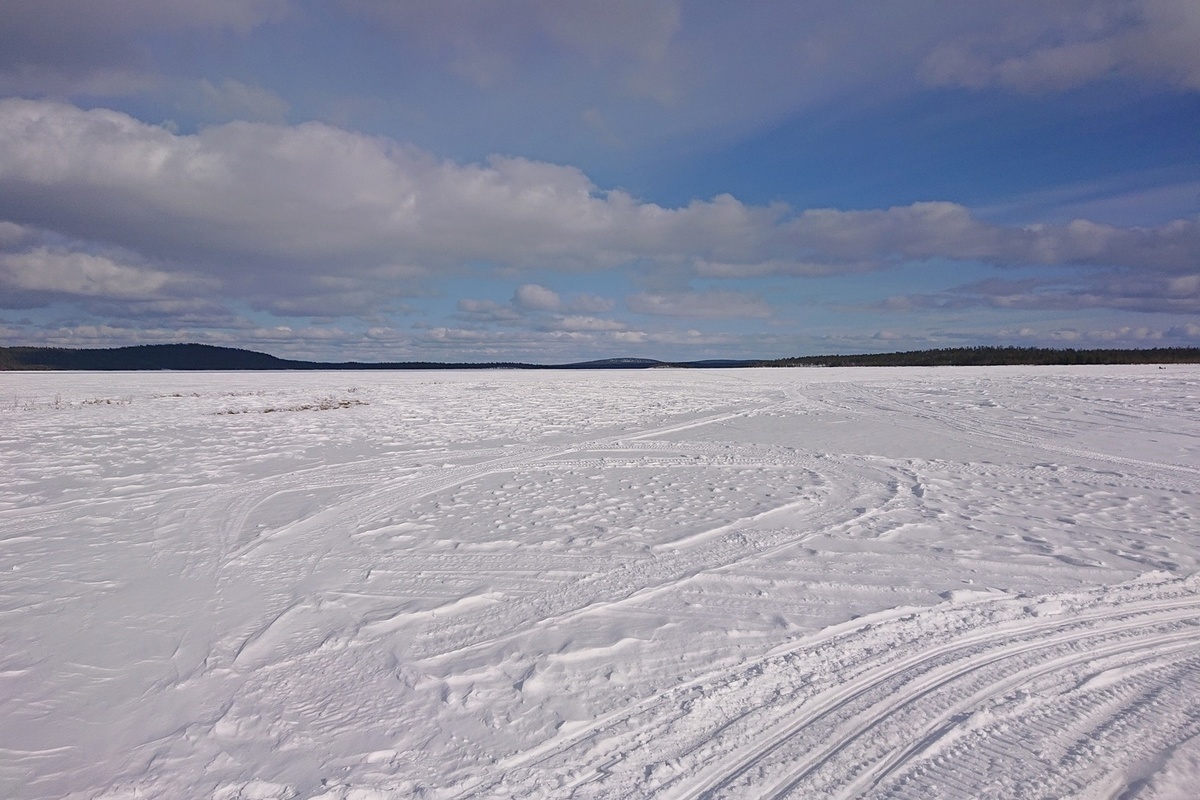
[4,100,1195,284]
[2,99,1197,320]
[0,99,665,273]
[783,203,1200,273]
[513,283,562,311]
[996,323,1200,347]
[0,247,174,302]
[0,221,31,247]
[543,315,626,332]
[460,286,620,330]
[424,326,495,344]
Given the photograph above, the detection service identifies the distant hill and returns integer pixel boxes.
[2,344,307,371]
[0,344,671,371]
[564,357,666,368]
[0,344,541,371]
[1,343,1198,371]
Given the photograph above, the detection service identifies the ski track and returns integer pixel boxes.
[1,366,1199,799]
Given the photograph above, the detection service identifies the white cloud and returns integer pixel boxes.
[0,221,30,247]
[460,286,620,329]
[611,330,648,344]
[0,247,173,300]
[1169,323,1200,339]
[425,326,493,344]
[2,99,1198,320]
[783,203,1200,272]
[513,283,562,311]
[0,100,651,271]
[544,315,626,332]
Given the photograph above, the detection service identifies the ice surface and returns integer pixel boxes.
[2,366,1199,798]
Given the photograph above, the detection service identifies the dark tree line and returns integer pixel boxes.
[765,346,1200,367]
[3,343,1199,371]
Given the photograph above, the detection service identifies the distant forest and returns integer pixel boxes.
[768,346,1200,367]
[2,343,1199,371]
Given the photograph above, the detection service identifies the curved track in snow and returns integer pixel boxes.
[2,367,1199,800]
[459,577,1200,799]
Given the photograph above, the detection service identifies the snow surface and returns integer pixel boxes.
[2,365,1200,799]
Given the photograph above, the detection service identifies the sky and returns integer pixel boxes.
[1,0,1199,363]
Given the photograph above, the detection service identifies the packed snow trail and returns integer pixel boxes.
[1,366,1198,799]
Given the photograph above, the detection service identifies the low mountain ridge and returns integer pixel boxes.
[2,343,1198,371]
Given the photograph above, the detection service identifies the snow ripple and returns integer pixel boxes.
[1,366,1198,799]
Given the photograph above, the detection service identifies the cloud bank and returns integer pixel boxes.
[0,89,1195,361]
[2,99,1195,311]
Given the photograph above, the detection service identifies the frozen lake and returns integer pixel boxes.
[3,366,1199,799]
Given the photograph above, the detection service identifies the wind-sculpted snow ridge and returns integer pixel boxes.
[1,367,1199,799]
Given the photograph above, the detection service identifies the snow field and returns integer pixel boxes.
[1,366,1198,798]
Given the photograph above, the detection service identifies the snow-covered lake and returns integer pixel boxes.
[3,366,1199,799]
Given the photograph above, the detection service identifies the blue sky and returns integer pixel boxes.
[1,1,1198,362]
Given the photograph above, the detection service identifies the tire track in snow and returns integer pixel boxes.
[878,655,1200,800]
[673,588,1200,800]
[854,649,1200,800]
[752,614,1200,799]
[456,577,1200,799]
